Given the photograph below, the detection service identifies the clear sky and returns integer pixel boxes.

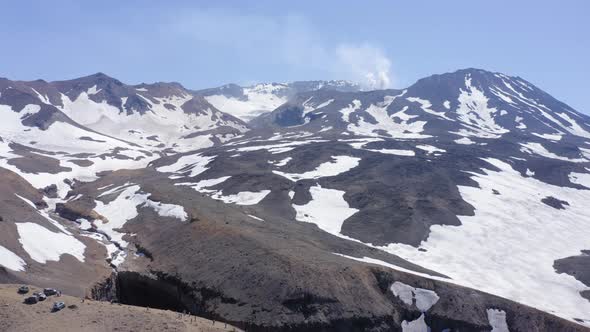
[0,1,588,113]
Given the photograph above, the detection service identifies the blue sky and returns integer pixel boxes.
[0,1,588,112]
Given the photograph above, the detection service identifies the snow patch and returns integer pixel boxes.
[401,314,429,332]
[520,142,586,162]
[16,222,85,264]
[212,190,270,205]
[0,104,155,198]
[333,254,449,281]
[157,154,215,177]
[248,214,265,221]
[487,309,510,332]
[383,158,590,323]
[349,94,430,139]
[340,100,362,122]
[15,194,71,235]
[407,97,451,120]
[234,140,327,154]
[293,185,358,235]
[455,137,475,145]
[391,281,439,312]
[348,138,415,156]
[368,148,415,156]
[205,85,289,121]
[0,245,26,271]
[416,145,446,155]
[270,157,292,167]
[175,176,231,193]
[569,172,590,188]
[87,85,102,95]
[143,200,188,220]
[94,184,187,252]
[273,156,360,181]
[455,76,509,138]
[532,133,562,141]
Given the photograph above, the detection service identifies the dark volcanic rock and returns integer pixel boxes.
[554,251,590,287]
[41,184,59,198]
[541,196,570,210]
[7,150,71,174]
[68,159,94,167]
[79,136,106,143]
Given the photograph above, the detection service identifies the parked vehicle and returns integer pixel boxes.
[33,292,47,301]
[17,286,29,294]
[24,296,38,304]
[52,301,66,312]
[44,288,58,296]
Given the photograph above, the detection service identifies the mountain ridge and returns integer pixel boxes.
[1,67,590,330]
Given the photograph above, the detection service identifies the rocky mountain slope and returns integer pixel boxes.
[1,69,589,331]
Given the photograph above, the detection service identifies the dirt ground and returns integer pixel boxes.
[0,284,240,332]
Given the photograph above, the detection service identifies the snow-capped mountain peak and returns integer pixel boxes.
[255,68,590,146]
[195,79,362,121]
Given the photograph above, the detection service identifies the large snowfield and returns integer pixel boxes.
[384,158,590,322]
